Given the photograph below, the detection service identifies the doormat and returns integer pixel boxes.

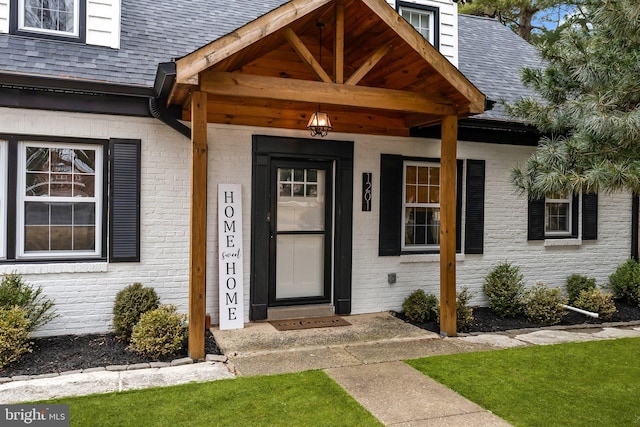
[269,316,351,331]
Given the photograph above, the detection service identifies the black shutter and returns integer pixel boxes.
[109,139,141,262]
[571,193,579,238]
[456,160,463,253]
[464,159,485,254]
[379,154,403,256]
[528,198,545,240]
[582,193,598,240]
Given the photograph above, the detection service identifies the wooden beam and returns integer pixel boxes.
[176,0,332,84]
[188,91,208,360]
[334,2,345,84]
[439,115,457,337]
[200,71,457,115]
[282,28,332,83]
[345,44,393,86]
[360,0,485,114]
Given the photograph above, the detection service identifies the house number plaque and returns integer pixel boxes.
[362,172,372,211]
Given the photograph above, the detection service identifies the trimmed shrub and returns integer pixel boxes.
[0,307,32,369]
[523,283,567,326]
[574,289,617,321]
[608,259,640,306]
[129,305,187,359]
[402,289,438,323]
[436,287,475,332]
[0,273,57,332]
[482,262,525,317]
[455,287,475,332]
[566,274,596,304]
[113,283,160,341]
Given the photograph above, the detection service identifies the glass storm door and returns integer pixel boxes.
[269,160,333,305]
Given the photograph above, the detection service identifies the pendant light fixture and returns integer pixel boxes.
[307,21,332,137]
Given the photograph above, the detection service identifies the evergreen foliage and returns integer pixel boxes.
[509,0,640,199]
[401,289,438,323]
[0,273,57,332]
[129,305,187,359]
[483,262,525,317]
[566,274,596,304]
[112,283,160,341]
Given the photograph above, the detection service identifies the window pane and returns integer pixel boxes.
[293,169,304,182]
[280,169,292,182]
[25,202,49,225]
[417,186,428,203]
[73,226,96,250]
[429,167,439,185]
[307,169,317,182]
[545,201,570,233]
[50,203,72,225]
[24,226,48,251]
[26,147,49,172]
[405,185,416,203]
[22,0,76,33]
[74,174,95,197]
[26,173,49,196]
[406,166,417,184]
[429,186,439,203]
[50,226,73,250]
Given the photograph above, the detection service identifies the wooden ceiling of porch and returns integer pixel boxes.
[168,0,485,136]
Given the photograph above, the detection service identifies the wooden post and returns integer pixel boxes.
[189,91,208,360]
[440,115,458,337]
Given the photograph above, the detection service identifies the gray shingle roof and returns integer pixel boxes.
[458,14,541,122]
[0,0,288,87]
[0,2,540,123]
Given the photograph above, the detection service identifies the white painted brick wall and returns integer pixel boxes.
[1,109,633,335]
[0,107,191,337]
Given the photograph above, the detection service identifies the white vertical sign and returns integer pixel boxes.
[218,184,244,330]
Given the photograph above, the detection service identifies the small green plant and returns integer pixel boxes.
[0,273,57,332]
[455,287,475,332]
[436,287,475,332]
[0,307,32,369]
[608,259,640,306]
[566,274,596,304]
[402,289,438,323]
[574,289,617,321]
[523,283,567,326]
[113,283,160,341]
[129,305,187,359]
[482,262,525,317]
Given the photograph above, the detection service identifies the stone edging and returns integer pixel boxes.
[0,354,228,384]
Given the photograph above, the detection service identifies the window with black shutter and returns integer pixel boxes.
[378,155,484,256]
[528,193,597,241]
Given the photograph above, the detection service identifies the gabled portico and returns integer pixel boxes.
[166,0,485,359]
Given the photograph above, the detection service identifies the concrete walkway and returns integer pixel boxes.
[2,312,640,426]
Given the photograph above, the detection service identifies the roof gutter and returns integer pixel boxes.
[151,62,191,139]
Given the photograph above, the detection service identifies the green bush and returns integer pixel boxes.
[523,283,567,326]
[402,289,438,323]
[0,273,57,332]
[566,274,596,304]
[455,287,475,332]
[482,262,525,317]
[129,305,187,359]
[608,259,640,306]
[0,307,32,369]
[436,287,475,333]
[113,283,160,341]
[574,289,617,321]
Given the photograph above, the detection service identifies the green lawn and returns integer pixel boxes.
[42,370,382,427]
[407,337,640,427]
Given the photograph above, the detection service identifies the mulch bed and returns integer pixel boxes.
[394,299,640,334]
[1,331,221,378]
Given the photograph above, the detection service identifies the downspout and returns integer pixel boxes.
[148,97,191,138]
[150,61,191,139]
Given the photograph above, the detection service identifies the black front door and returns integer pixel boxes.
[268,160,333,306]
[250,135,354,321]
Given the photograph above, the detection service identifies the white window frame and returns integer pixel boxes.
[401,160,440,251]
[0,140,6,260]
[399,4,436,45]
[16,141,103,259]
[545,194,572,237]
[18,0,80,37]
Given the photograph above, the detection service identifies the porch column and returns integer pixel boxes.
[189,91,208,359]
[439,115,458,337]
